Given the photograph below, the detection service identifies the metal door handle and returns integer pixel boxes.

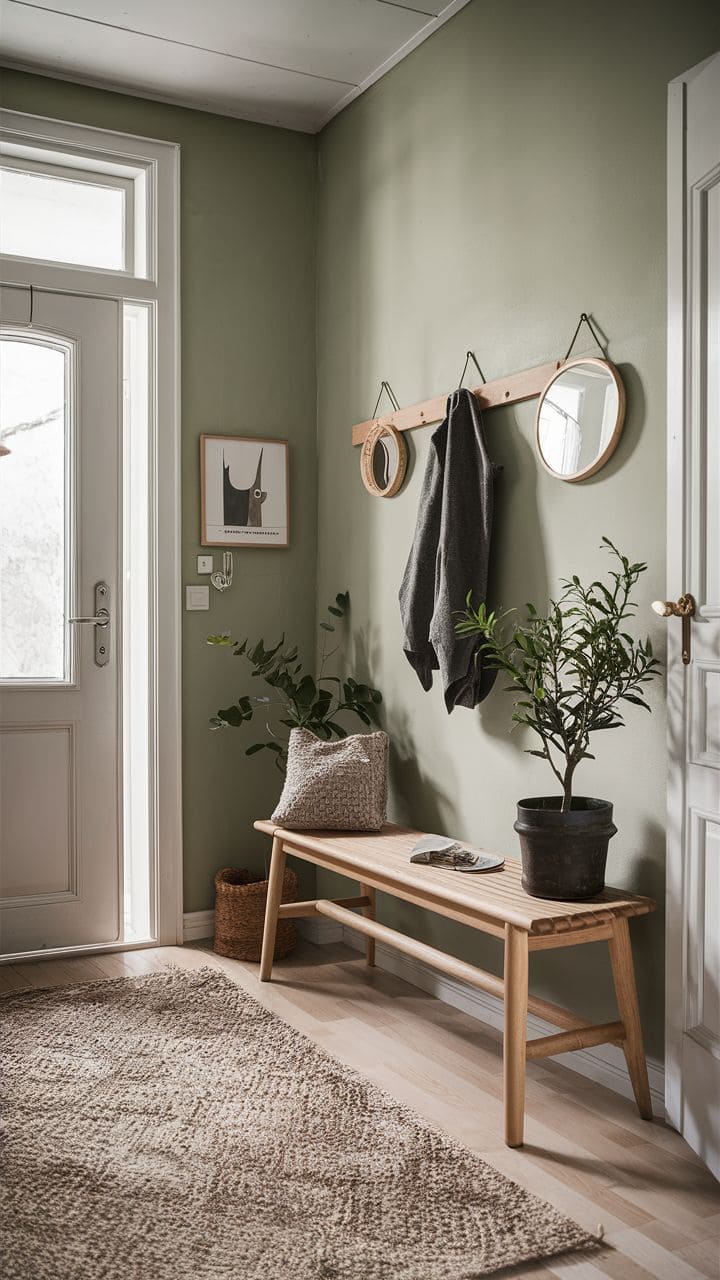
[69,582,110,666]
[651,592,695,664]
[69,610,109,626]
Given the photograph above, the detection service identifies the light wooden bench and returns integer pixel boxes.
[254,821,656,1148]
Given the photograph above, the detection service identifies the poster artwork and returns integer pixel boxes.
[201,435,289,547]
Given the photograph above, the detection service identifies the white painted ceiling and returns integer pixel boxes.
[0,0,471,132]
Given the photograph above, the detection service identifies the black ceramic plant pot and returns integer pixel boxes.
[514,797,617,900]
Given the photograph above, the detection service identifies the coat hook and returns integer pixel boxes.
[458,350,487,388]
[211,551,233,592]
[563,312,607,362]
[371,380,400,420]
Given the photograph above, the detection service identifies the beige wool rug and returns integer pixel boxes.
[1,967,598,1279]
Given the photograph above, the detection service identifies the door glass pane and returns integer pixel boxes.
[0,167,125,271]
[0,336,69,681]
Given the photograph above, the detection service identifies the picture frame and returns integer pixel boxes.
[200,434,289,548]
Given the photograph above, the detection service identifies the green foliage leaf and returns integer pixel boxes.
[217,704,248,727]
[208,589,382,771]
[326,721,348,738]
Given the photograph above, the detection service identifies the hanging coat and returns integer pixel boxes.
[398,387,500,712]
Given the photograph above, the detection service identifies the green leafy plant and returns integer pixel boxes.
[207,591,382,771]
[455,539,661,810]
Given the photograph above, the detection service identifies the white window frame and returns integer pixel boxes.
[0,129,154,278]
[0,153,136,274]
[0,108,182,949]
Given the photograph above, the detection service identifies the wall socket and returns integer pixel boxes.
[197,555,213,574]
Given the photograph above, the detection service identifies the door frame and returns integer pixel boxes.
[0,108,182,954]
[664,56,717,1136]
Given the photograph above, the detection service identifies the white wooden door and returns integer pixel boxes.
[0,286,122,955]
[666,53,720,1179]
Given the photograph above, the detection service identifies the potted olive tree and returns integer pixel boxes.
[456,540,661,899]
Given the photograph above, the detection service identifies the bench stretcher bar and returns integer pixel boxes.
[313,898,621,1048]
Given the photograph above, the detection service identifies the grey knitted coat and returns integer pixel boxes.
[399,388,499,712]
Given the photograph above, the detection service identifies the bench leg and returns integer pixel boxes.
[608,916,653,1120]
[504,924,529,1148]
[359,882,376,967]
[260,837,286,982]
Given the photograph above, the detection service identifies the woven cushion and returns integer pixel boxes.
[271,729,389,831]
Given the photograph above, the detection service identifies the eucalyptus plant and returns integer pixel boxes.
[455,539,661,810]
[207,592,382,771]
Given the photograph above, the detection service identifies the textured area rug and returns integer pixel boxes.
[1,968,597,1279]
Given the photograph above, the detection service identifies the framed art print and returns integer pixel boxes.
[200,435,289,547]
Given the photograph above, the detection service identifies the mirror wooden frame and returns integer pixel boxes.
[360,420,408,497]
[535,357,626,482]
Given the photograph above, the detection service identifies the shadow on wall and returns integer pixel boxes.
[475,408,548,749]
[389,709,457,834]
[351,626,458,832]
[622,822,666,1052]
[583,362,646,486]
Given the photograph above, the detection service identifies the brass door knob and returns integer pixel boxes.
[651,593,695,663]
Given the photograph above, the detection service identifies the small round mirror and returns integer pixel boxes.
[360,421,408,497]
[535,358,625,482]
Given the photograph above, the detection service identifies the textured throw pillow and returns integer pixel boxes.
[271,729,389,831]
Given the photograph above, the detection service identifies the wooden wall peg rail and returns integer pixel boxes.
[254,821,656,1149]
[351,360,563,447]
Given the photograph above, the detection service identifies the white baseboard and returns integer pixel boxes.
[182,911,341,945]
[300,917,666,1116]
[182,909,215,942]
[185,910,664,1115]
[182,910,338,944]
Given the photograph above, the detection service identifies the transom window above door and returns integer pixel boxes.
[0,142,150,277]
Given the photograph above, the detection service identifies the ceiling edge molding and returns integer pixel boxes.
[0,57,320,133]
[316,0,473,131]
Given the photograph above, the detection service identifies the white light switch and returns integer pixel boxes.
[197,555,213,575]
[186,584,210,611]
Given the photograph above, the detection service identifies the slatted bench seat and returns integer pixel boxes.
[254,820,656,1148]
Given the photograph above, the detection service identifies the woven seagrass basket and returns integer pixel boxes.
[213,867,298,962]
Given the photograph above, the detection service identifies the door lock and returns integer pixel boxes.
[69,581,110,667]
[651,592,695,665]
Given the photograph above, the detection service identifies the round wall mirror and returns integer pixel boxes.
[535,358,625,482]
[360,420,408,497]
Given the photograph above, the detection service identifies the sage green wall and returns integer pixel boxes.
[3,1,719,1057]
[315,1,720,1060]
[0,69,318,912]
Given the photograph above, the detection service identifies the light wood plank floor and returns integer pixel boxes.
[2,940,718,1280]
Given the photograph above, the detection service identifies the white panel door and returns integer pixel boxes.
[0,286,122,954]
[666,53,720,1179]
